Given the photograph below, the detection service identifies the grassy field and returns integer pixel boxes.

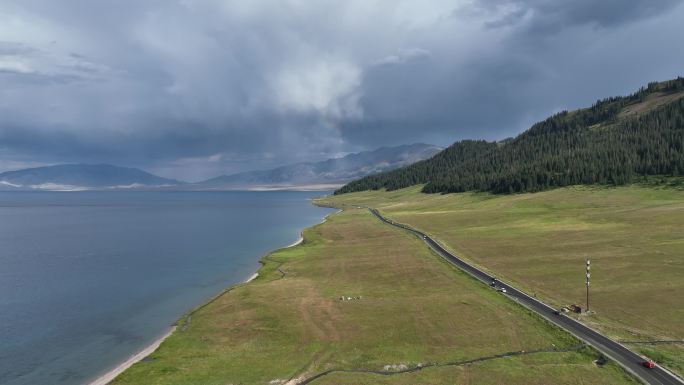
[321,184,684,376]
[113,207,634,385]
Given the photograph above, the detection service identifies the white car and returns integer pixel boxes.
[497,287,507,293]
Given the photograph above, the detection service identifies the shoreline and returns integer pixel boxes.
[87,326,176,385]
[287,235,304,248]
[87,209,337,385]
[87,269,263,385]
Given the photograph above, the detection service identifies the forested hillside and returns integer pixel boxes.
[336,77,684,195]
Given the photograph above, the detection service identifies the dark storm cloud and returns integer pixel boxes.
[343,0,684,147]
[0,0,683,180]
[475,0,683,32]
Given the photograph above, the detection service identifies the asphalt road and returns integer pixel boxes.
[368,208,684,385]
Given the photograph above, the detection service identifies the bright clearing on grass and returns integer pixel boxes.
[113,207,634,385]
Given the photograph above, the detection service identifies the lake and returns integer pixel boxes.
[0,191,335,385]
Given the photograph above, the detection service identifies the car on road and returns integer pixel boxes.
[641,360,656,369]
[496,287,507,293]
[553,310,561,315]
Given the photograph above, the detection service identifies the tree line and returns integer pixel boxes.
[336,77,684,195]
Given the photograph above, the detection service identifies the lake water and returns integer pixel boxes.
[0,191,334,385]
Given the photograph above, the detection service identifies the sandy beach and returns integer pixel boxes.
[86,270,262,385]
[245,272,259,283]
[287,235,304,248]
[88,326,176,385]
[285,210,339,249]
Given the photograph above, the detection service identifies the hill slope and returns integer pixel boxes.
[198,143,441,189]
[337,77,684,195]
[0,164,182,191]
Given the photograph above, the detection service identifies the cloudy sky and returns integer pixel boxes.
[1,0,683,181]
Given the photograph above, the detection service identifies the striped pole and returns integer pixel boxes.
[586,259,591,312]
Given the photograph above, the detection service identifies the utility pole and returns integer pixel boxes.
[586,259,591,312]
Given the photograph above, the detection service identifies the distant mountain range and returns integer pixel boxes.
[337,77,684,195]
[0,164,182,191]
[0,143,441,191]
[196,143,442,189]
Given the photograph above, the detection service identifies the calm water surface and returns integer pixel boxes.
[0,191,334,385]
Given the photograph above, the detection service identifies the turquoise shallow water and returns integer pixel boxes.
[0,190,334,385]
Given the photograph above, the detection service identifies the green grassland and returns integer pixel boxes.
[320,184,684,376]
[113,207,634,385]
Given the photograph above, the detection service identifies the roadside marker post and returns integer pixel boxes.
[586,259,591,312]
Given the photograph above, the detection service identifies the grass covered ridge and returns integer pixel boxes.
[113,207,634,385]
